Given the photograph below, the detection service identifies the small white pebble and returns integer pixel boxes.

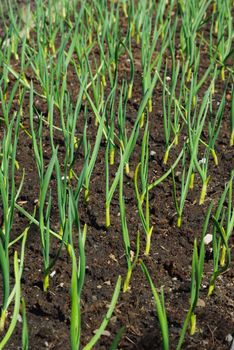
[104,280,111,286]
[204,234,213,245]
[226,334,233,343]
[50,270,56,278]
[17,314,22,323]
[198,158,206,165]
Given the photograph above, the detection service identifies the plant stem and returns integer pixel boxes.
[230,130,234,146]
[140,112,145,128]
[145,227,153,256]
[125,163,130,175]
[177,216,182,228]
[220,245,226,267]
[199,181,207,205]
[163,148,169,164]
[0,309,7,332]
[189,173,195,190]
[123,268,132,293]
[106,204,110,228]
[190,313,196,335]
[43,274,49,292]
[110,149,115,165]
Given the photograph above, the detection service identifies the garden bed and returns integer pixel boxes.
[0,1,233,349]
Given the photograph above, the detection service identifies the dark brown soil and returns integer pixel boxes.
[0,2,234,350]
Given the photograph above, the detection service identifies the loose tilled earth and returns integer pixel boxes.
[0,2,234,350]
